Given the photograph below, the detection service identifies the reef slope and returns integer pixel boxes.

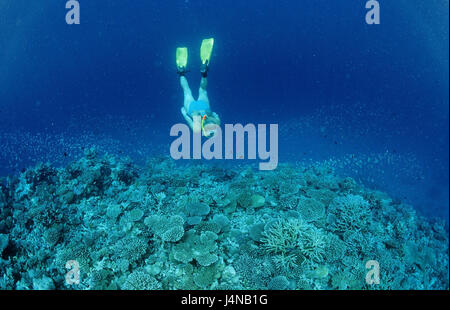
[0,149,448,290]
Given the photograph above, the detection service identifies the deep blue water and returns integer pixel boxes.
[0,1,448,219]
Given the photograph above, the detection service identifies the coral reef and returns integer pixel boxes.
[0,149,448,290]
[145,215,185,242]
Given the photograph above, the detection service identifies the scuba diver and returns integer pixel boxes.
[176,38,221,138]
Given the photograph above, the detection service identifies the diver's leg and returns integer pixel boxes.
[181,76,195,109]
[198,77,209,104]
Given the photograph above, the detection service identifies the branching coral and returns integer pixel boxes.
[272,253,299,271]
[261,218,326,264]
[113,236,148,266]
[260,219,302,254]
[328,194,372,234]
[298,225,326,262]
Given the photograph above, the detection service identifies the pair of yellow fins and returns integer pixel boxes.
[176,38,214,70]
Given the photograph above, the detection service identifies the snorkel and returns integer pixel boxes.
[201,114,208,136]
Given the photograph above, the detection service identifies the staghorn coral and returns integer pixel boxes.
[260,218,302,255]
[260,218,326,265]
[298,225,326,263]
[328,194,372,234]
[272,253,299,272]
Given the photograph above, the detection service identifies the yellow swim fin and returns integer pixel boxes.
[200,38,214,65]
[176,47,188,69]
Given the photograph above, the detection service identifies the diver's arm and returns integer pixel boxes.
[212,112,221,125]
[192,115,202,134]
[181,107,193,129]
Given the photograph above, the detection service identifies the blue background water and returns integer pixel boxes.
[0,1,448,219]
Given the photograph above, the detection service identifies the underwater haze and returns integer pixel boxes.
[0,1,448,290]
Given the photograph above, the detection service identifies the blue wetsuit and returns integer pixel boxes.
[188,100,211,116]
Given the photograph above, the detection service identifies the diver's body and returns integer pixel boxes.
[177,40,220,137]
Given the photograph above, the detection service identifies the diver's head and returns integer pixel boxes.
[202,115,220,138]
